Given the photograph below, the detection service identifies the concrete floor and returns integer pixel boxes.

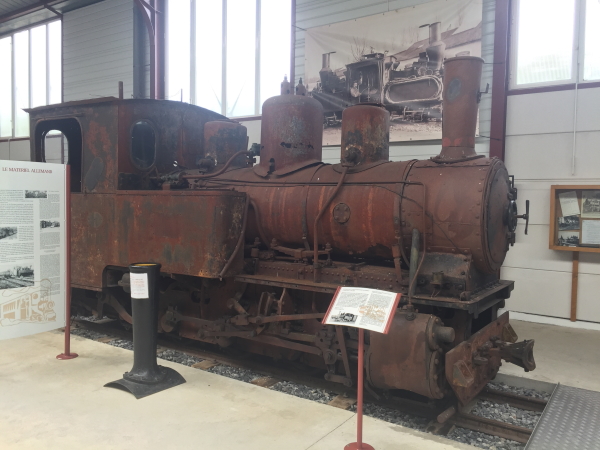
[499,319,600,392]
[0,331,473,450]
[2,318,599,449]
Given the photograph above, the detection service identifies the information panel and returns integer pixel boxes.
[323,287,401,334]
[0,161,67,340]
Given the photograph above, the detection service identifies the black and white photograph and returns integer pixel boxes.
[582,190,600,218]
[305,0,482,145]
[0,226,18,241]
[330,312,357,323]
[557,231,580,247]
[40,220,60,229]
[0,265,35,291]
[558,215,580,231]
[24,190,48,199]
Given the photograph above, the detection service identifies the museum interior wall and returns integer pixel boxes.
[1,0,598,323]
[503,88,600,323]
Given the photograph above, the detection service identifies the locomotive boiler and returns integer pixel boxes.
[28,56,533,406]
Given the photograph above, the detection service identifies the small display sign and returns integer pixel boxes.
[323,287,401,334]
[130,273,149,299]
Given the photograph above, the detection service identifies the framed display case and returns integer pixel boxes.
[549,185,600,254]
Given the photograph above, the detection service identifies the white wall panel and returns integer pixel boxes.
[0,140,30,161]
[573,131,600,177]
[505,87,600,323]
[579,253,600,275]
[506,91,576,136]
[503,224,573,272]
[577,273,600,323]
[505,133,575,180]
[502,267,572,319]
[575,87,600,132]
[63,0,134,101]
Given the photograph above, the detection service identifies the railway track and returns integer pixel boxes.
[71,318,546,446]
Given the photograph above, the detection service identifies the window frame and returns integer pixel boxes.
[129,119,158,172]
[0,19,62,138]
[166,0,292,119]
[510,0,597,91]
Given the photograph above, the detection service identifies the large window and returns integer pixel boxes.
[167,0,292,117]
[511,0,600,88]
[0,21,62,138]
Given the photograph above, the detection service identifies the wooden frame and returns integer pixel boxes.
[549,185,600,253]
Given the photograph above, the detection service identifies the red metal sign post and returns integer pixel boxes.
[345,327,374,450]
[323,287,402,450]
[57,164,78,360]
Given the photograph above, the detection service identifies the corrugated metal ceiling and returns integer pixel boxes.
[0,0,41,17]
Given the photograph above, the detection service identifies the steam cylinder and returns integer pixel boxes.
[340,104,390,165]
[255,94,324,176]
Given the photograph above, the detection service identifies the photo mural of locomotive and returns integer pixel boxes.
[304,0,482,144]
[27,55,532,407]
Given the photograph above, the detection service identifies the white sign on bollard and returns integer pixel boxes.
[130,273,149,299]
[0,161,67,340]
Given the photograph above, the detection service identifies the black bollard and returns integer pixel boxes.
[105,262,185,399]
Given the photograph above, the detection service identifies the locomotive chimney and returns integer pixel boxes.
[429,22,441,44]
[322,53,331,70]
[432,56,484,163]
[426,22,445,71]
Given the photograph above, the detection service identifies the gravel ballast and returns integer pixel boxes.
[271,381,337,404]
[207,364,264,383]
[157,349,203,366]
[70,327,109,341]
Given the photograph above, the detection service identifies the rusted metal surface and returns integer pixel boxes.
[214,155,512,275]
[445,312,534,406]
[255,94,324,176]
[433,56,484,163]
[340,104,389,165]
[366,311,454,399]
[203,121,248,169]
[70,190,246,289]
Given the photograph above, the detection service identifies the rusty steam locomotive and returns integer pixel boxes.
[28,56,532,406]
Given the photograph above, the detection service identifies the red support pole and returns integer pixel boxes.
[345,328,374,450]
[57,164,78,360]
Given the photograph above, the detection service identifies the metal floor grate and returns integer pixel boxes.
[526,384,600,450]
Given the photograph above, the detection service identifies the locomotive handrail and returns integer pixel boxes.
[313,165,349,282]
[218,196,249,280]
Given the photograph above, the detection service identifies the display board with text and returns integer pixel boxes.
[0,161,67,340]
